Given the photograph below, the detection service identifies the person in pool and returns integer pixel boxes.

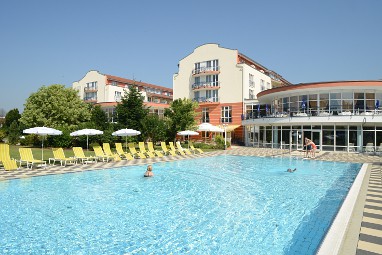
[144,165,154,177]
[287,168,297,173]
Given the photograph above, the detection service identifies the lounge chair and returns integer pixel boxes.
[115,143,134,160]
[73,147,97,164]
[147,142,164,157]
[376,143,382,154]
[128,143,146,159]
[190,144,204,154]
[364,143,375,154]
[169,142,185,155]
[2,159,19,171]
[49,148,76,166]
[176,141,192,155]
[0,143,15,167]
[93,145,113,162]
[160,142,177,156]
[103,143,122,160]
[139,142,149,155]
[19,148,47,169]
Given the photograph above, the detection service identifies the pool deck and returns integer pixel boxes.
[1,147,381,255]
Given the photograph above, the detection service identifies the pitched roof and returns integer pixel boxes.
[105,74,173,92]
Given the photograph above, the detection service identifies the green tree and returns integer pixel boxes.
[141,115,168,143]
[4,108,21,134]
[7,121,20,145]
[90,105,109,131]
[115,86,148,131]
[20,84,91,129]
[164,98,199,141]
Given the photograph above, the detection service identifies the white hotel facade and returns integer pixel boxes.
[173,43,290,144]
[73,70,173,121]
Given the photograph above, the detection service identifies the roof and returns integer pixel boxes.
[105,74,173,92]
[257,80,382,98]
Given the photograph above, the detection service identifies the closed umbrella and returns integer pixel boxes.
[112,128,141,151]
[177,130,199,149]
[23,126,62,160]
[70,129,103,150]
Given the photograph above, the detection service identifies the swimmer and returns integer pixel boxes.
[287,168,297,173]
[144,165,154,177]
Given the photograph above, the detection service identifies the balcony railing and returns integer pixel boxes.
[192,82,220,90]
[84,97,97,103]
[193,97,219,103]
[192,66,220,75]
[84,87,98,92]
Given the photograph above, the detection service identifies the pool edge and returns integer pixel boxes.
[316,163,369,255]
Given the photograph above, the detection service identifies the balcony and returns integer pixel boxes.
[192,66,220,76]
[192,82,220,91]
[84,87,98,92]
[193,97,220,105]
[84,97,97,103]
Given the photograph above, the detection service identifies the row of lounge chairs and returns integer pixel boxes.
[0,142,204,171]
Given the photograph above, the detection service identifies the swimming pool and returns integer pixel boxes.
[0,155,361,254]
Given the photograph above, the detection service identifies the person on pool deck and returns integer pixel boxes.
[309,140,317,158]
[305,137,312,158]
[287,168,297,173]
[144,165,154,177]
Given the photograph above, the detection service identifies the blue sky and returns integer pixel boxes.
[1,0,381,113]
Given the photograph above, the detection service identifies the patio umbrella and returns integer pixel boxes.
[70,128,103,150]
[177,130,199,149]
[197,123,223,142]
[112,128,141,151]
[23,126,63,160]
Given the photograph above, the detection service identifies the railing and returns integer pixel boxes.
[192,82,220,90]
[193,97,219,103]
[84,87,98,92]
[192,66,220,75]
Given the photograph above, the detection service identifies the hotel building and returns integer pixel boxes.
[73,70,173,121]
[242,80,382,152]
[173,43,290,144]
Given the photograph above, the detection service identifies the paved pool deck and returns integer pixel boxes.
[1,147,381,255]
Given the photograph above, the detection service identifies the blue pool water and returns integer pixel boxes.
[0,155,361,254]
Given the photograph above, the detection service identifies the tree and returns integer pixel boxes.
[164,98,199,141]
[90,105,109,131]
[141,115,168,143]
[115,86,148,131]
[19,84,91,129]
[4,108,21,134]
[7,121,20,145]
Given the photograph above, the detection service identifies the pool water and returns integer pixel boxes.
[0,155,361,254]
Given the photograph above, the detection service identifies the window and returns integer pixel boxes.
[249,89,254,99]
[221,106,232,123]
[202,108,209,123]
[260,80,265,91]
[267,82,271,89]
[84,92,97,101]
[111,81,118,86]
[206,90,218,102]
[249,74,255,88]
[114,91,121,102]
[85,81,97,90]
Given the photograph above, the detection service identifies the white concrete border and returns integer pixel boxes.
[316,163,368,255]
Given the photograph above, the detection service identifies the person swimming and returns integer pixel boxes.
[287,168,297,173]
[144,165,154,177]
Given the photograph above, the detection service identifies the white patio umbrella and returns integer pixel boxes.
[197,123,224,141]
[70,128,103,150]
[177,130,199,149]
[23,126,63,160]
[112,128,141,151]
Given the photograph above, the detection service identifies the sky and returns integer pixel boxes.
[0,0,381,113]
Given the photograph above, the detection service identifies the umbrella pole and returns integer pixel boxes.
[188,135,190,149]
[42,136,44,161]
[87,135,89,151]
[125,136,128,152]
